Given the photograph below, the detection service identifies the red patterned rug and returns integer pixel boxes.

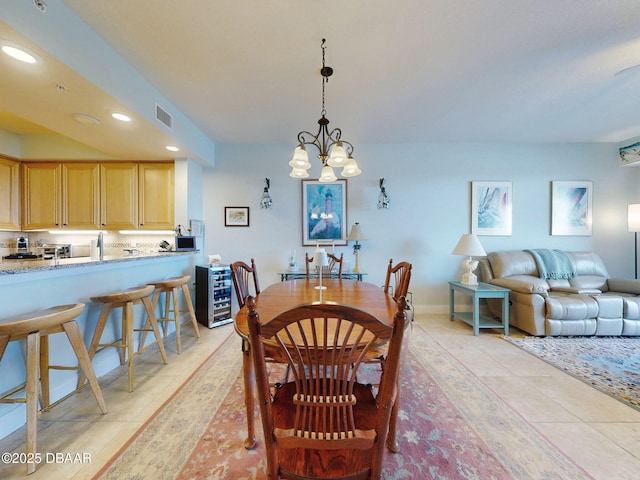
[94,324,587,479]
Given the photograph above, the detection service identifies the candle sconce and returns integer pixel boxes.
[378,178,390,209]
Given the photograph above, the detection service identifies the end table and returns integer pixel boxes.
[448,281,510,335]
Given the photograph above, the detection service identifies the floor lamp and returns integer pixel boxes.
[628,204,640,279]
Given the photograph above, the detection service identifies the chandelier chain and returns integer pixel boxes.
[321,39,327,117]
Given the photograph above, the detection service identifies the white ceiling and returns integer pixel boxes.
[3,0,640,160]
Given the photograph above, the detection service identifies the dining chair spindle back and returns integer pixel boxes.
[230,258,261,309]
[246,295,409,479]
[383,259,412,302]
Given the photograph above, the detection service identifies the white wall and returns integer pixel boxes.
[202,142,640,312]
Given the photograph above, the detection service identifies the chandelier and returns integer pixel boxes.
[289,39,361,182]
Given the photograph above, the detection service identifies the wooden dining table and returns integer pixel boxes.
[234,277,401,452]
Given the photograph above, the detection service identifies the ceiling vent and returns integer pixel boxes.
[155,104,173,131]
[619,142,640,167]
[33,0,47,13]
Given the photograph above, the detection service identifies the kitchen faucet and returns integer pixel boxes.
[97,232,104,260]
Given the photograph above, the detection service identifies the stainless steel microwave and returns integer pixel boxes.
[175,236,197,251]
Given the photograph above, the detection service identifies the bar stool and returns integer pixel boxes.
[0,303,108,475]
[140,275,200,354]
[84,285,168,393]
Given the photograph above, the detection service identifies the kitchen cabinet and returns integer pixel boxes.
[21,161,174,231]
[63,163,100,229]
[139,162,175,230]
[22,162,100,230]
[21,162,61,230]
[0,157,20,230]
[100,162,138,230]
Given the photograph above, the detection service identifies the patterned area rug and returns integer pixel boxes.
[505,336,640,411]
[94,325,588,479]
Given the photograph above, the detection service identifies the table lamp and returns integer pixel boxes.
[628,204,640,279]
[452,233,486,285]
[313,247,329,297]
[347,222,367,273]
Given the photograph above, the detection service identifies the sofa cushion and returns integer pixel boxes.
[607,278,640,295]
[489,275,549,295]
[567,252,609,277]
[570,275,608,291]
[488,251,538,278]
[545,295,598,320]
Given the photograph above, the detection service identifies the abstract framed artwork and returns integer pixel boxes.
[224,206,250,227]
[301,179,347,246]
[551,181,592,236]
[471,181,513,236]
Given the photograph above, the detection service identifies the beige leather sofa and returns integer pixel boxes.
[478,250,640,336]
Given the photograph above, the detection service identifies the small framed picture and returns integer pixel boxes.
[551,181,592,236]
[225,207,250,227]
[471,181,513,236]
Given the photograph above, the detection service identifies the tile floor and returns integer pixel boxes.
[1,314,639,479]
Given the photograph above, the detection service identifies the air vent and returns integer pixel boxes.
[619,142,640,167]
[33,0,47,13]
[155,104,173,130]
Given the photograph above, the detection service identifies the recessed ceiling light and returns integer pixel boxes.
[111,112,132,122]
[1,42,40,64]
[166,145,180,152]
[72,113,100,125]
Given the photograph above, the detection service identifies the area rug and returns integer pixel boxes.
[505,335,640,411]
[93,325,588,480]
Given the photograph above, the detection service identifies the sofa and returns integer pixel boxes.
[478,250,640,336]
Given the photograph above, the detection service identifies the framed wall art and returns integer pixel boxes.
[551,181,592,236]
[301,179,347,246]
[471,181,513,236]
[225,206,250,227]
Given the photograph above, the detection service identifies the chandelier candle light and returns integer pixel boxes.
[452,233,486,285]
[347,222,367,273]
[289,39,361,182]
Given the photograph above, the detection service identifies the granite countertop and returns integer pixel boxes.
[0,251,197,275]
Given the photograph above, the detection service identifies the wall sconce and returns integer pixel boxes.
[260,178,273,209]
[377,178,390,209]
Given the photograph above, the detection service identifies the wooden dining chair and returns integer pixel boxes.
[246,295,408,479]
[305,252,344,278]
[383,259,412,302]
[230,258,260,309]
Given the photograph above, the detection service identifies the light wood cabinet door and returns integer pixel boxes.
[0,158,20,230]
[100,163,138,230]
[62,163,100,229]
[22,163,61,230]
[139,163,174,230]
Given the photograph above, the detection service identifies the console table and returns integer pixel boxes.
[448,281,510,335]
[278,271,367,281]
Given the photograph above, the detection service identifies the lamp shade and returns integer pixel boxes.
[313,248,329,267]
[327,142,347,167]
[452,234,486,257]
[289,145,311,169]
[319,165,337,183]
[289,167,310,178]
[347,223,367,241]
[629,204,640,232]
[341,156,361,177]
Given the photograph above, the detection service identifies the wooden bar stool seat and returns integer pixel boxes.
[83,285,168,393]
[0,303,107,475]
[140,275,200,354]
